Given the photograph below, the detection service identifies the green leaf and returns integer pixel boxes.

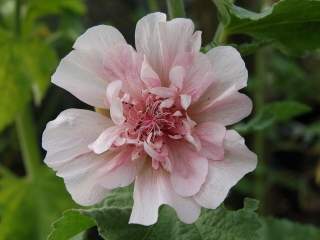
[0,168,74,240]
[214,0,320,54]
[48,210,95,240]
[0,37,57,131]
[236,101,311,133]
[54,188,262,240]
[0,40,31,132]
[27,0,86,19]
[260,217,320,240]
[18,41,57,105]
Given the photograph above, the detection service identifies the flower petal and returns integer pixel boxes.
[135,13,201,84]
[194,130,257,209]
[140,56,161,88]
[181,53,215,102]
[194,46,248,109]
[59,152,112,206]
[103,44,144,99]
[135,12,167,79]
[98,147,137,189]
[42,109,112,170]
[169,65,185,90]
[106,80,125,125]
[168,141,208,197]
[73,25,126,53]
[191,90,253,126]
[129,163,201,226]
[195,122,226,160]
[52,50,108,108]
[88,125,123,154]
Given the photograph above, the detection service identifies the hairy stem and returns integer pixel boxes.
[166,0,186,19]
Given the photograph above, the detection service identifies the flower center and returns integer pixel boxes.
[123,94,185,143]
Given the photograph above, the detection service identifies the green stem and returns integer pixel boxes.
[15,0,42,179]
[254,50,266,204]
[166,0,186,19]
[16,107,42,179]
[253,0,272,212]
[213,23,227,45]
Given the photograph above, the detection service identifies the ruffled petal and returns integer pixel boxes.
[88,125,123,154]
[181,53,215,102]
[73,25,126,53]
[52,50,108,108]
[140,56,161,88]
[195,122,226,160]
[135,12,167,80]
[98,147,137,189]
[129,163,201,226]
[191,90,253,126]
[135,13,201,84]
[106,80,125,125]
[168,141,208,197]
[58,151,112,206]
[103,44,144,99]
[194,46,248,110]
[42,109,112,170]
[194,130,257,209]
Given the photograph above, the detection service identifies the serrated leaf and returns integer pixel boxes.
[260,217,320,240]
[236,101,311,133]
[48,210,95,240]
[214,0,320,54]
[0,168,74,240]
[56,188,262,240]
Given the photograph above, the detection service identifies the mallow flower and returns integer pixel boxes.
[42,12,257,226]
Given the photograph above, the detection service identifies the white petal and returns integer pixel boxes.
[61,152,112,206]
[194,130,257,209]
[180,94,191,110]
[74,25,126,52]
[129,164,201,226]
[106,80,125,125]
[88,125,123,154]
[135,12,166,69]
[52,50,108,108]
[195,46,248,109]
[149,87,176,98]
[192,90,253,126]
[42,109,112,170]
[140,55,161,88]
[168,142,208,197]
[98,148,137,189]
[195,122,226,161]
[103,44,144,99]
[181,53,215,102]
[169,65,185,90]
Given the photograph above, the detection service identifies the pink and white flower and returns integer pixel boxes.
[42,12,257,226]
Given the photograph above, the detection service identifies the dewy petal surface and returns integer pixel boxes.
[44,12,257,226]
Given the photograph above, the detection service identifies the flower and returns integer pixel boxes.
[42,12,257,226]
